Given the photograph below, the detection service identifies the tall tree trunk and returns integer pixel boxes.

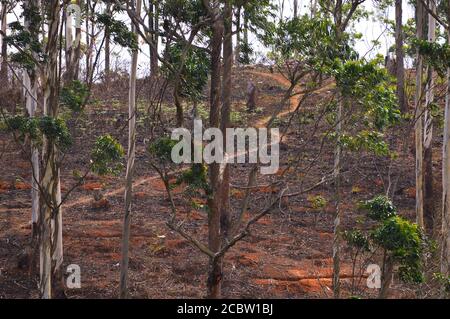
[441,0,450,297]
[293,0,298,18]
[415,0,425,229]
[149,0,159,75]
[332,0,344,299]
[85,0,90,82]
[40,0,61,299]
[23,0,40,265]
[378,254,394,299]
[0,3,8,86]
[243,10,249,64]
[221,0,232,241]
[333,97,342,299]
[119,0,141,299]
[234,6,241,64]
[424,1,436,236]
[174,84,183,127]
[395,0,407,113]
[104,3,111,81]
[311,0,318,17]
[65,0,82,82]
[206,0,224,299]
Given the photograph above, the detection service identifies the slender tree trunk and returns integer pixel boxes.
[65,0,82,82]
[441,0,450,297]
[149,0,159,75]
[174,84,183,127]
[221,0,232,241]
[23,0,40,268]
[415,0,425,229]
[234,6,241,64]
[85,1,90,82]
[104,3,111,82]
[0,3,8,85]
[119,0,141,299]
[378,254,394,299]
[424,1,436,236]
[293,0,298,18]
[395,0,407,113]
[311,0,318,17]
[40,0,61,299]
[333,97,342,299]
[243,11,249,64]
[332,2,344,299]
[206,1,224,299]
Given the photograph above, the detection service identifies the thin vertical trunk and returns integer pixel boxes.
[332,1,344,299]
[311,0,318,17]
[424,1,436,236]
[441,0,450,296]
[85,1,90,82]
[40,0,61,299]
[378,254,394,299]
[104,3,111,81]
[395,0,407,113]
[23,0,40,261]
[234,6,241,64]
[65,0,82,82]
[206,0,224,299]
[333,98,342,299]
[149,0,159,75]
[119,0,141,299]
[221,0,232,241]
[294,0,298,18]
[243,11,249,65]
[415,1,425,229]
[0,3,8,85]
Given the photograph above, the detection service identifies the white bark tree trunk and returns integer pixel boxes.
[423,1,436,234]
[415,1,425,229]
[333,98,342,299]
[441,0,450,295]
[119,0,141,299]
[39,0,61,298]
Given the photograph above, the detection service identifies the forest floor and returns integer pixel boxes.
[0,66,437,299]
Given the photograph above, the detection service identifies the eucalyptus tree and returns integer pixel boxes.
[119,0,142,299]
[395,0,407,113]
[415,0,426,230]
[423,0,437,236]
[318,0,369,298]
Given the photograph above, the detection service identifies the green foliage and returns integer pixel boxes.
[148,137,178,162]
[60,80,89,112]
[343,230,370,252]
[90,134,125,176]
[414,39,450,77]
[267,15,355,72]
[338,131,390,156]
[242,0,277,41]
[164,42,209,100]
[346,195,430,287]
[237,41,254,65]
[5,116,71,150]
[372,216,424,283]
[97,14,138,50]
[334,57,400,130]
[308,195,327,210]
[39,117,72,150]
[360,195,397,221]
[5,115,40,140]
[176,163,209,194]
[433,273,450,294]
[162,0,207,25]
[5,21,45,70]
